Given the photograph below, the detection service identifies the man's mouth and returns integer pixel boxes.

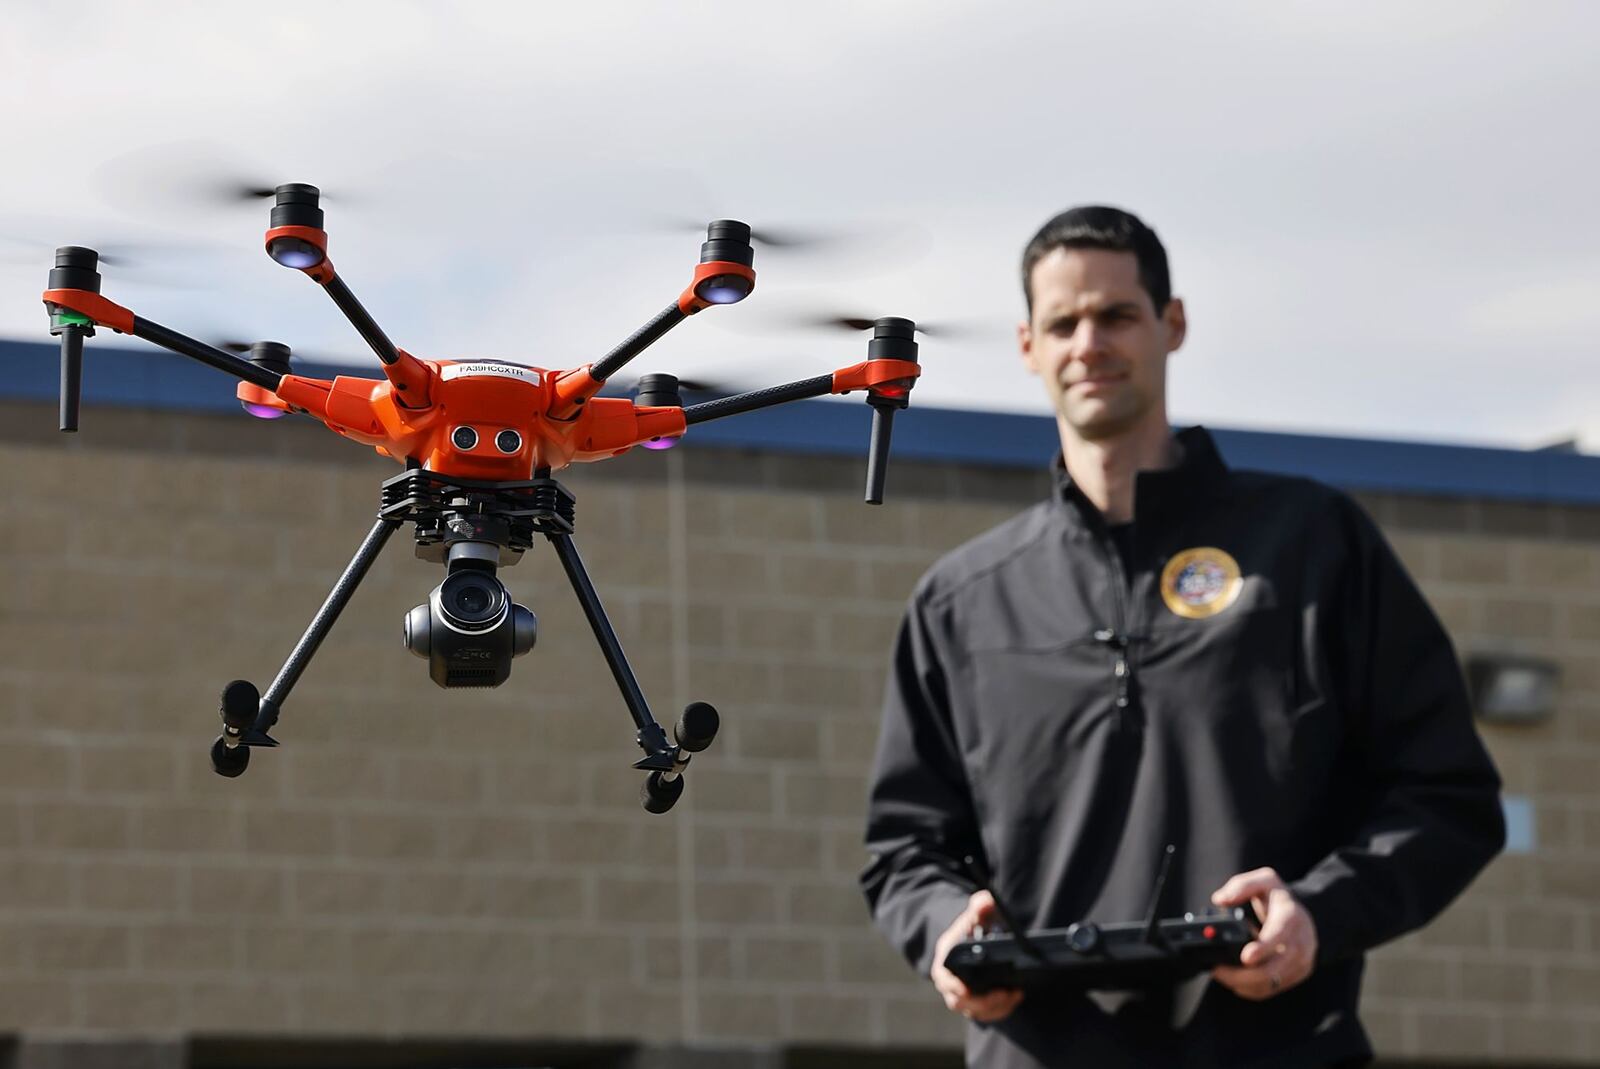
[1066,373,1126,390]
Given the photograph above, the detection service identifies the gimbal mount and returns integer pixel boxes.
[41,186,923,813]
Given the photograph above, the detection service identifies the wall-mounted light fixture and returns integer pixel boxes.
[1465,653,1560,725]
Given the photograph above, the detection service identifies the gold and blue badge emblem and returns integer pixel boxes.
[1160,547,1243,619]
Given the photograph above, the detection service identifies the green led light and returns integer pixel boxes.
[50,310,93,329]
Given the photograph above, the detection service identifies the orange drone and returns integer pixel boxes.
[41,184,922,812]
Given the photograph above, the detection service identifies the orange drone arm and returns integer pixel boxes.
[831,358,922,396]
[40,288,135,334]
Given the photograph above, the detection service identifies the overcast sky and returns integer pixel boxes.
[4,1,1597,450]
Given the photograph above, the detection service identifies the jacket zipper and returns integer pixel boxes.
[1093,526,1135,726]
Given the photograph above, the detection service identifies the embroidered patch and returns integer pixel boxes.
[1160,547,1243,619]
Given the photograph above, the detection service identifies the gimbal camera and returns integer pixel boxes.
[42,187,923,813]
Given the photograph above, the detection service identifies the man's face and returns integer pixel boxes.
[1018,247,1186,442]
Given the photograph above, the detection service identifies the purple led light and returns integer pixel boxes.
[242,402,289,420]
[642,437,679,450]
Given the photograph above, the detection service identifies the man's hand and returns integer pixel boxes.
[930,890,1025,1023]
[1209,867,1318,1000]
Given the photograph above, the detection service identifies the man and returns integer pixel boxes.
[860,206,1505,1068]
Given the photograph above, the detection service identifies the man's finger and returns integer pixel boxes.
[1211,867,1283,906]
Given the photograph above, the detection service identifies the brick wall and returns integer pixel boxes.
[0,400,1595,1067]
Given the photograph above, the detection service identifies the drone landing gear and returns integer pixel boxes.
[209,475,718,812]
[548,531,719,812]
[210,517,402,777]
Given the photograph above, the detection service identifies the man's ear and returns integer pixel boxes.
[1018,318,1039,376]
[1163,297,1187,353]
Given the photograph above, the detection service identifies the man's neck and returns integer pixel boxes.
[1059,417,1181,525]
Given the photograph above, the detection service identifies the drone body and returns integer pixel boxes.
[41,184,922,812]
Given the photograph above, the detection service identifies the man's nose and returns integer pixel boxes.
[1070,321,1110,361]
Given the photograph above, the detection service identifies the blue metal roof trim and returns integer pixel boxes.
[4,338,1597,506]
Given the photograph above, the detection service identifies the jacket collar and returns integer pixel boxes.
[1051,426,1229,536]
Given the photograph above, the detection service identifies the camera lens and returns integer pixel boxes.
[495,429,522,453]
[452,426,479,450]
[437,571,507,631]
[454,584,490,616]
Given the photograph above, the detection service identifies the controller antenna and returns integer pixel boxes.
[1140,843,1178,948]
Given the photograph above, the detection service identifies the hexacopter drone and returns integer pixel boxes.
[40,184,922,812]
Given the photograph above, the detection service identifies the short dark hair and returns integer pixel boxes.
[1021,205,1171,315]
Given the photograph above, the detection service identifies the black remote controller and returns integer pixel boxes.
[943,905,1259,993]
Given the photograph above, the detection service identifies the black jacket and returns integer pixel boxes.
[861,428,1505,1068]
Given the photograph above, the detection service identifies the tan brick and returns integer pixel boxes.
[837,934,916,985]
[391,754,485,805]
[1536,857,1600,902]
[488,872,586,921]
[78,744,183,796]
[783,770,869,821]
[1439,538,1512,585]
[31,922,132,971]
[694,877,780,926]
[867,561,933,603]
[485,982,591,1037]
[641,935,718,982]
[133,802,240,853]
[784,992,876,1044]
[696,987,782,1041]
[729,714,822,763]
[0,738,74,791]
[786,880,869,927]
[342,812,439,860]
[486,756,587,808]
[437,812,546,864]
[1545,963,1600,1008]
[191,864,288,918]
[881,993,966,1048]
[242,807,341,857]
[692,768,775,816]
[292,980,391,1033]
[0,854,73,909]
[717,491,821,544]
[687,548,775,595]
[545,816,680,869]
[1502,1011,1587,1063]
[585,982,684,1042]
[1459,959,1536,1005]
[730,606,821,655]
[135,920,238,973]
[1512,542,1600,589]
[186,977,295,1031]
[691,823,735,871]
[775,553,866,601]
[1411,1007,1497,1059]
[824,608,903,660]
[1500,903,1583,955]
[775,660,872,710]
[742,935,826,983]
[736,824,824,873]
[1564,603,1600,642]
[241,923,348,974]
[596,875,680,926]
[285,746,390,800]
[0,978,75,1029]
[543,931,633,981]
[28,800,132,850]
[1482,597,1557,640]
